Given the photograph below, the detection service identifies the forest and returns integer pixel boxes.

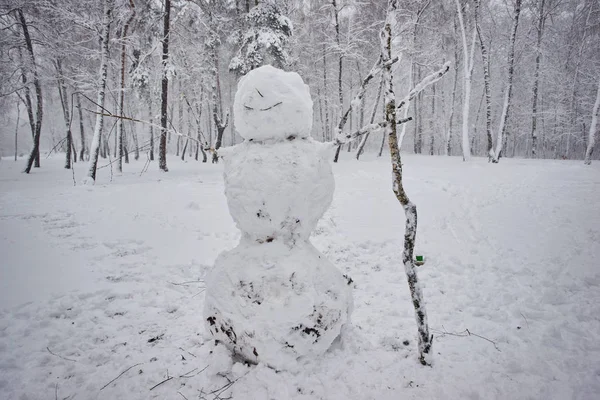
[1,0,599,169]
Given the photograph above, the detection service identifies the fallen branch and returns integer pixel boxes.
[178,392,189,400]
[46,346,76,362]
[433,326,501,351]
[180,365,209,378]
[168,280,205,286]
[149,375,173,391]
[100,363,143,390]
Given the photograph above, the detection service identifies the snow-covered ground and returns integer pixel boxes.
[1,154,599,399]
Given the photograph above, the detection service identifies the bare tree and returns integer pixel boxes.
[475,0,493,161]
[17,9,43,173]
[584,76,600,165]
[117,0,136,173]
[54,59,73,169]
[381,0,434,366]
[159,0,170,172]
[455,0,477,161]
[85,0,113,182]
[492,0,522,163]
[530,0,546,158]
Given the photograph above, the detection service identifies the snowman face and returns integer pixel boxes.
[234,65,313,141]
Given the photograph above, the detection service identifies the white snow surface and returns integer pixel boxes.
[233,65,313,141]
[1,155,600,399]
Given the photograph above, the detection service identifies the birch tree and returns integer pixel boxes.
[530,0,546,158]
[492,0,522,163]
[381,0,433,366]
[117,0,136,173]
[85,0,113,183]
[17,9,43,173]
[455,0,477,161]
[584,77,600,165]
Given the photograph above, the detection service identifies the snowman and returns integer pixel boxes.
[203,65,353,370]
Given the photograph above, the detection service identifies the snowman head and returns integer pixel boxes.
[234,65,313,141]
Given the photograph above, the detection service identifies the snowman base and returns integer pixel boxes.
[204,239,352,370]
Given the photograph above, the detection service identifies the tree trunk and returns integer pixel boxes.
[149,101,154,161]
[447,37,459,156]
[18,48,36,165]
[18,9,43,174]
[584,77,600,165]
[55,59,73,169]
[475,0,493,161]
[117,0,136,173]
[76,93,86,161]
[14,100,20,161]
[381,0,432,366]
[531,0,545,158]
[455,0,476,161]
[332,0,344,162]
[159,0,170,172]
[492,0,521,163]
[322,45,330,142]
[429,84,436,155]
[86,0,113,182]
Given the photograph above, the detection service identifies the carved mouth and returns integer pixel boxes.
[244,102,283,112]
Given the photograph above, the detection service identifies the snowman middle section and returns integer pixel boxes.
[204,138,353,369]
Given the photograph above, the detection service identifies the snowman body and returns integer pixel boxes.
[204,66,352,369]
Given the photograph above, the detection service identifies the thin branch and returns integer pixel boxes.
[100,363,143,391]
[433,327,501,351]
[149,376,173,391]
[46,346,76,362]
[333,122,387,146]
[397,61,452,110]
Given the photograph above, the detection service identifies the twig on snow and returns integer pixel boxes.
[519,312,529,328]
[178,392,189,400]
[100,362,143,390]
[149,375,173,391]
[433,326,501,351]
[47,346,77,362]
[178,347,197,358]
[180,364,209,378]
[168,280,205,286]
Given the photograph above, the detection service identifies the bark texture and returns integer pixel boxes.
[381,0,432,366]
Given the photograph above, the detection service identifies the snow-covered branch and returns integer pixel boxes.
[397,61,451,111]
[333,122,387,146]
[338,55,399,131]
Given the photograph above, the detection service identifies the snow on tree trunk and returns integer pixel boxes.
[381,0,432,366]
[493,0,522,163]
[455,0,476,162]
[159,0,170,172]
[475,0,493,161]
[204,66,352,370]
[55,59,72,169]
[14,100,20,161]
[19,9,43,174]
[85,0,113,183]
[117,0,135,173]
[531,0,545,159]
[584,77,600,165]
[76,93,86,161]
